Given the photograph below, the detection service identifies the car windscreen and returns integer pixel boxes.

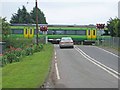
[61,38,73,42]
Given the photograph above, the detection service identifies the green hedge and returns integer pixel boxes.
[2,44,43,67]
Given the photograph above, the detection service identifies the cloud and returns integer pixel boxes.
[1,0,119,3]
[1,1,118,25]
[40,2,118,24]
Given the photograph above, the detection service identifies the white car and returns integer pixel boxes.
[59,37,74,48]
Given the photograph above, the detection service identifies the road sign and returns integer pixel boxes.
[40,26,48,31]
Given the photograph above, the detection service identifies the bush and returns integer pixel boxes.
[25,47,33,56]
[6,51,16,63]
[2,55,7,66]
[2,41,44,66]
[15,48,22,56]
[33,44,43,53]
[3,37,33,50]
[21,50,26,57]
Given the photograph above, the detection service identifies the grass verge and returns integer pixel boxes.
[0,67,2,89]
[2,44,54,88]
[0,56,2,89]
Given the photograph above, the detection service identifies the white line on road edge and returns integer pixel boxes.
[54,50,60,80]
[55,63,60,80]
[75,47,120,79]
[55,51,56,56]
[95,46,120,58]
[55,56,57,59]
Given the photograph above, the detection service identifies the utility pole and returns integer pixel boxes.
[36,0,39,45]
[118,1,120,19]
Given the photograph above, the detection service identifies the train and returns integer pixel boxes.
[10,24,109,44]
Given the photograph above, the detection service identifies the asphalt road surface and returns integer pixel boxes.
[53,45,119,88]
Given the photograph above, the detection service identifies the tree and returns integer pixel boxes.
[107,18,120,37]
[30,7,47,24]
[118,20,120,37]
[10,6,31,24]
[2,17,11,39]
[10,5,47,24]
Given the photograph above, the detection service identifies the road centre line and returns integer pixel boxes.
[75,47,120,79]
[95,46,120,58]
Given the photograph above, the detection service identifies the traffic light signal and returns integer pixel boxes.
[96,24,105,29]
[40,26,48,31]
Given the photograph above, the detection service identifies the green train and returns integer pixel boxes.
[10,24,108,44]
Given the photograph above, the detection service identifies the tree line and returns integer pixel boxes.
[10,5,47,24]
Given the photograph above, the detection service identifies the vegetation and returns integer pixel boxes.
[2,44,53,88]
[1,17,11,39]
[2,37,44,67]
[107,18,120,37]
[30,7,47,24]
[10,5,47,24]
[0,60,1,89]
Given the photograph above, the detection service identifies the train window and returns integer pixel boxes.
[47,30,58,35]
[30,29,32,34]
[47,30,53,35]
[34,30,42,34]
[76,30,86,35]
[12,30,23,34]
[52,31,56,35]
[34,30,36,34]
[39,31,43,34]
[93,30,95,35]
[25,29,27,34]
[88,30,90,35]
[55,31,65,35]
[66,30,75,35]
[34,30,41,34]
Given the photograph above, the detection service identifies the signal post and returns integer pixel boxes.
[96,24,105,45]
[40,26,48,44]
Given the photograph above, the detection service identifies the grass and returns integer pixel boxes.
[0,56,2,89]
[0,67,2,89]
[2,44,54,88]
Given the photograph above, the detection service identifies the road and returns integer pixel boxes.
[53,45,119,88]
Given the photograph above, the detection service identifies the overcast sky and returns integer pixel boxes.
[0,0,119,25]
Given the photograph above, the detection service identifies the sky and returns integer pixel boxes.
[0,0,119,25]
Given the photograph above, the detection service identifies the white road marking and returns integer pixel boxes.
[55,62,60,80]
[75,47,119,79]
[54,50,60,80]
[55,51,56,56]
[77,47,119,75]
[55,56,57,59]
[95,46,120,58]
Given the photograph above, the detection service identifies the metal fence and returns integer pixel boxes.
[99,37,120,49]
